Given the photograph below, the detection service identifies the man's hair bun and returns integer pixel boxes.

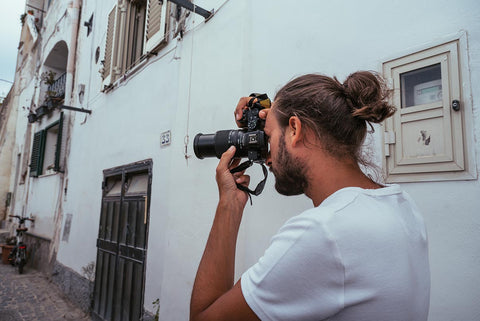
[343,71,396,123]
[274,71,396,165]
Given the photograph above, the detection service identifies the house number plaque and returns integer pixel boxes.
[161,130,171,146]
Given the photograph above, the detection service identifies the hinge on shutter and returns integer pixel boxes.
[384,131,396,157]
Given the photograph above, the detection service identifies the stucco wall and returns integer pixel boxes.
[55,0,480,320]
[15,0,77,240]
[10,72,37,219]
[0,92,17,221]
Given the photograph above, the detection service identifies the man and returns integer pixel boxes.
[190,72,430,321]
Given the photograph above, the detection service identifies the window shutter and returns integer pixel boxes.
[123,2,147,72]
[144,0,169,53]
[54,112,64,172]
[103,5,118,82]
[30,130,46,177]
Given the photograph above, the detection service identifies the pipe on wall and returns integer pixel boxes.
[65,0,81,105]
[49,0,82,264]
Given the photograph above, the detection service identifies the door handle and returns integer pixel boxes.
[452,100,460,111]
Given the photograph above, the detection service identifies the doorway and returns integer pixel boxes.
[92,160,152,321]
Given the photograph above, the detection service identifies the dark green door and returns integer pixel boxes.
[93,160,152,321]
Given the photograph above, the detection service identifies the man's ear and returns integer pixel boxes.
[288,116,303,147]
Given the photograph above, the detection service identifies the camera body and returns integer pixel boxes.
[194,94,270,163]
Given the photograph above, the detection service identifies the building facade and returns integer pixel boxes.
[2,0,479,320]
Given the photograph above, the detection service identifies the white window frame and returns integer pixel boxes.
[101,0,171,89]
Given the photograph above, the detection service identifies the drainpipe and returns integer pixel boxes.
[65,0,81,105]
[49,0,82,268]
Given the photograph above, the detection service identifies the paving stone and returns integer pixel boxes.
[0,262,91,320]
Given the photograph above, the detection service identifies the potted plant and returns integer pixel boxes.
[28,112,37,123]
[41,70,57,89]
[41,71,61,111]
[20,13,27,26]
[46,95,63,109]
[36,105,49,117]
[1,236,16,265]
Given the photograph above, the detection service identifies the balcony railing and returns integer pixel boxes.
[48,72,66,98]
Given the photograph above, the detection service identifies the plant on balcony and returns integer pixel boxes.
[20,13,27,26]
[40,71,64,112]
[42,71,57,99]
[41,70,57,87]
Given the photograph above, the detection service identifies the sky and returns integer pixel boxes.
[0,1,26,99]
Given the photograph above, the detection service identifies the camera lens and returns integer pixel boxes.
[194,130,268,162]
[193,133,216,159]
[194,130,248,159]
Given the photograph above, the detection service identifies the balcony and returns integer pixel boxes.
[47,72,66,99]
[29,72,67,122]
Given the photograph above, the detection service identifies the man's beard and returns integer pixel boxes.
[270,133,308,196]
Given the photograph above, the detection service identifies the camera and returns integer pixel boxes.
[194,93,270,163]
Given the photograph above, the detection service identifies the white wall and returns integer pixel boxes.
[19,1,77,239]
[10,71,37,220]
[56,0,480,320]
[0,93,18,221]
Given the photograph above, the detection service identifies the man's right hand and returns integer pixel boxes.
[234,97,271,128]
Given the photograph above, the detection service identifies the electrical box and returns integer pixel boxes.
[414,79,442,105]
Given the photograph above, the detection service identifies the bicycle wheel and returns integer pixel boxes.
[18,249,26,274]
[8,247,16,266]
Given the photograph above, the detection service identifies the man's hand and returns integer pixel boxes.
[190,148,259,321]
[216,146,250,210]
[234,96,271,127]
[190,97,266,321]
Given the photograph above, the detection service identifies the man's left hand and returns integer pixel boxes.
[216,146,250,210]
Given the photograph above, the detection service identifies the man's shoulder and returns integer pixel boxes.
[290,185,408,228]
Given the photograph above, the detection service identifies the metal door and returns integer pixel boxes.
[92,160,152,321]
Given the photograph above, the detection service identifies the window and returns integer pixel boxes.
[382,35,476,182]
[29,113,64,177]
[102,0,170,87]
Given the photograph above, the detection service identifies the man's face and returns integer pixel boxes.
[264,107,308,196]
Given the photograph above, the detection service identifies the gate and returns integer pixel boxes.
[92,160,152,321]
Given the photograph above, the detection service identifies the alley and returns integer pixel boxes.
[0,261,90,321]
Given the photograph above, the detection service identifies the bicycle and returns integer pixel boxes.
[8,215,35,274]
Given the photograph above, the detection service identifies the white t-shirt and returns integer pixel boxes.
[241,185,430,321]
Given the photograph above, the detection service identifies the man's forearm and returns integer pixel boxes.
[190,199,244,320]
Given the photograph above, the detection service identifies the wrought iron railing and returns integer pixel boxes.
[48,72,66,98]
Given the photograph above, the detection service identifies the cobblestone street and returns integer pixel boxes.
[0,260,91,321]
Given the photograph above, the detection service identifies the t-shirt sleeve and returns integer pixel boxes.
[241,210,345,321]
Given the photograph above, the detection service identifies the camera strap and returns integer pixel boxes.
[230,160,268,205]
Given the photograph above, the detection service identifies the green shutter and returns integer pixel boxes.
[30,130,46,177]
[54,112,64,172]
